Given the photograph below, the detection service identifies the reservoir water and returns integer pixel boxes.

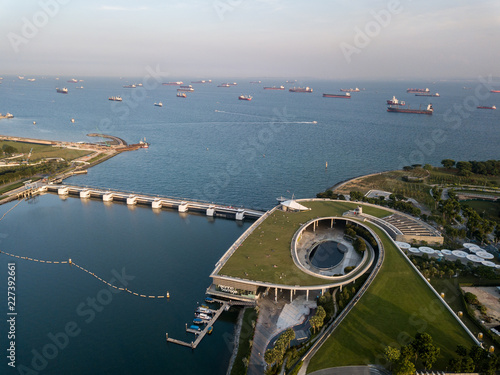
[0,76,498,374]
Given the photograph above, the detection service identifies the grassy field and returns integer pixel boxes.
[218,200,390,286]
[428,168,500,187]
[0,141,91,162]
[307,225,475,372]
[461,200,500,224]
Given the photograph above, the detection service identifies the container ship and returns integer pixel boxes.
[407,88,430,93]
[340,88,360,92]
[263,86,284,90]
[108,96,122,101]
[238,95,252,101]
[477,105,496,110]
[387,96,405,105]
[387,103,433,115]
[415,92,439,97]
[491,90,500,93]
[323,93,351,99]
[162,82,183,86]
[56,87,68,94]
[289,87,313,93]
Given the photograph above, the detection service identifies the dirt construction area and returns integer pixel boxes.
[462,286,500,327]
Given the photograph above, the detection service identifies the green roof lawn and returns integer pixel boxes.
[218,200,390,286]
[307,223,475,372]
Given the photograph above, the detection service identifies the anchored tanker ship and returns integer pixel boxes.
[387,103,433,115]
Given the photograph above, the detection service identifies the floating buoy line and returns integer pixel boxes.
[0,198,170,299]
[0,250,170,299]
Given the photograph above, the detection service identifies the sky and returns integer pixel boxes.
[0,0,499,79]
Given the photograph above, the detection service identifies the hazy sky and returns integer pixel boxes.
[1,0,499,79]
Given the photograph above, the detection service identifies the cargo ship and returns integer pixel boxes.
[154,102,163,107]
[217,83,231,87]
[263,86,284,90]
[176,92,186,98]
[491,90,500,93]
[56,87,68,94]
[289,87,313,93]
[0,113,14,119]
[108,96,122,101]
[387,103,433,115]
[191,80,211,83]
[340,88,360,92]
[180,85,192,89]
[386,96,405,105]
[27,78,36,82]
[238,95,252,101]
[177,87,194,92]
[162,82,183,86]
[415,92,439,97]
[477,105,496,110]
[407,88,430,93]
[123,84,136,88]
[323,93,351,99]
[67,78,78,83]
[249,81,261,84]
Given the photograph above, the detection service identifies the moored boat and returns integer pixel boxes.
[323,92,350,99]
[196,307,211,314]
[207,326,213,335]
[189,325,201,331]
[264,86,284,90]
[415,92,440,97]
[162,81,183,85]
[340,87,360,92]
[387,103,433,115]
[217,83,231,87]
[386,96,405,105]
[177,87,194,92]
[238,95,252,101]
[407,88,430,93]
[194,313,212,321]
[205,297,214,303]
[289,87,313,93]
[193,318,204,324]
[123,84,136,88]
[477,105,496,110]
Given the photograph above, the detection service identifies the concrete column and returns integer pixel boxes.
[275,287,277,302]
[306,290,309,301]
[340,285,343,292]
[331,218,333,228]
[290,289,293,303]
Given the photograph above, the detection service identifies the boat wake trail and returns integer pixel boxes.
[214,110,317,124]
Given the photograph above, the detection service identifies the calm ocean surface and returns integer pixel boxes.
[0,76,498,374]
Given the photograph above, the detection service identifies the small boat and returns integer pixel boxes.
[238,95,252,101]
[207,326,213,335]
[477,105,496,110]
[176,92,186,98]
[166,291,170,298]
[196,307,211,314]
[75,86,84,89]
[189,325,201,332]
[154,102,163,107]
[108,96,122,101]
[193,318,204,324]
[56,87,68,94]
[71,118,75,123]
[194,313,212,321]
[18,76,24,80]
[27,78,36,82]
[139,138,149,148]
[490,90,500,93]
[200,304,209,309]
[205,297,214,303]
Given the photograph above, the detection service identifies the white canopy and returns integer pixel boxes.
[281,200,310,211]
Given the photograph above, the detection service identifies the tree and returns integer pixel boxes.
[349,191,364,201]
[383,346,401,370]
[2,145,18,155]
[394,357,416,375]
[441,159,456,168]
[412,333,440,370]
[354,237,367,252]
